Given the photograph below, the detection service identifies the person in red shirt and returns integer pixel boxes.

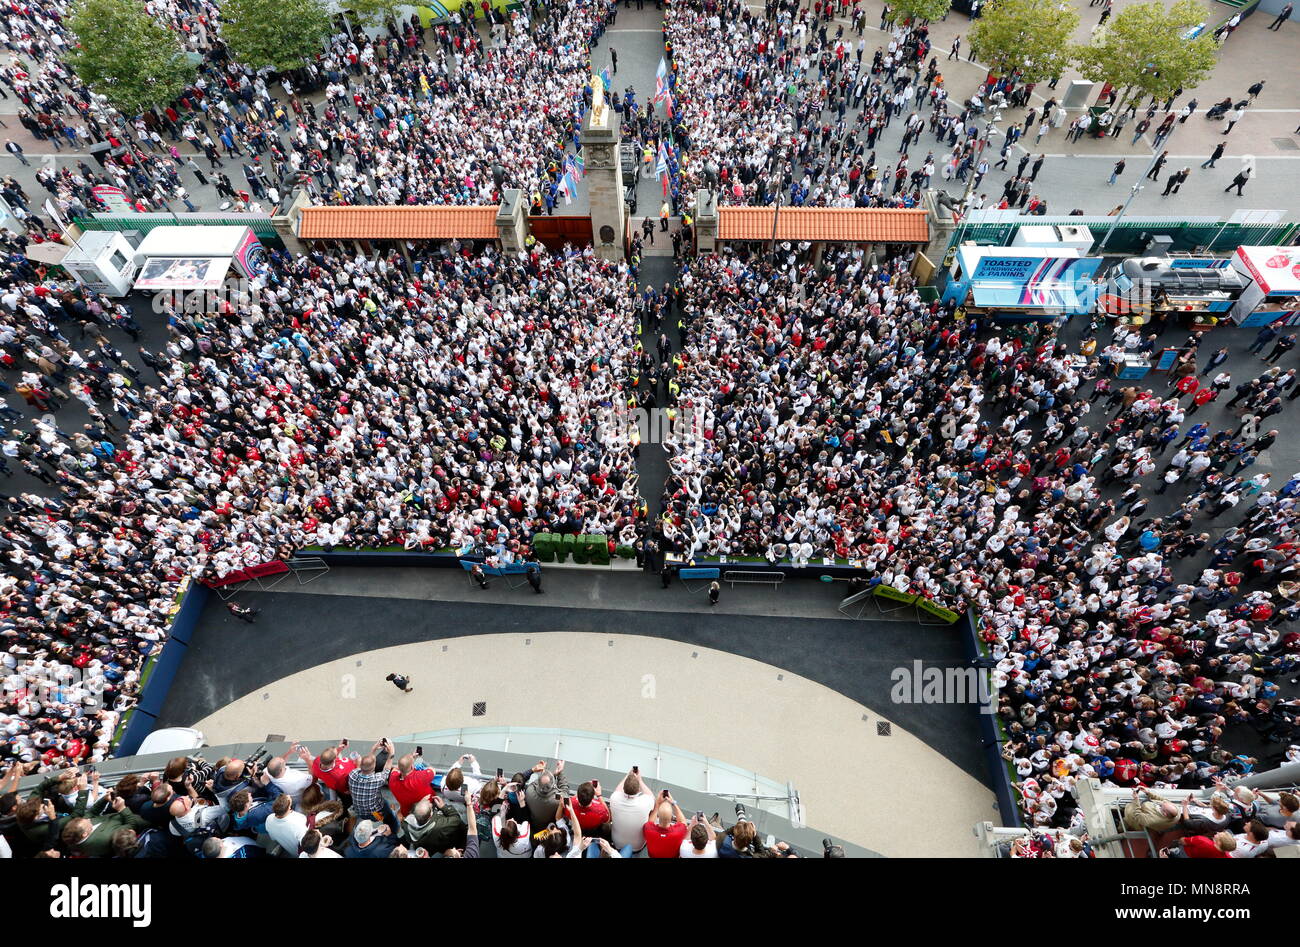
[1186,385,1219,415]
[571,779,612,837]
[389,753,438,817]
[309,742,357,800]
[1173,832,1234,858]
[643,791,689,858]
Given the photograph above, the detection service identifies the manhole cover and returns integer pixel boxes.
[1272,138,1299,151]
[472,701,487,716]
[877,721,892,736]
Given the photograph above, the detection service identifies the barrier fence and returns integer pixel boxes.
[959,607,1022,829]
[114,547,1014,829]
[74,212,280,242]
[113,580,211,758]
[949,213,1299,258]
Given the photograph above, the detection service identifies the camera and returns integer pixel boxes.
[242,745,268,778]
[823,838,846,858]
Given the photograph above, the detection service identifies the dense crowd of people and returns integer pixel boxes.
[0,237,642,773]
[0,0,621,226]
[1,746,817,857]
[667,0,964,215]
[0,0,1296,842]
[658,243,1300,824]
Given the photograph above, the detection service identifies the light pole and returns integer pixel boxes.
[1097,100,1183,254]
[771,113,796,263]
[1096,179,1143,255]
[959,120,1000,213]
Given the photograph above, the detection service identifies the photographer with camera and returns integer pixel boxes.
[209,748,273,813]
[347,738,399,833]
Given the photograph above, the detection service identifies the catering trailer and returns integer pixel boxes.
[1099,256,1244,329]
[131,225,267,293]
[939,245,1104,321]
[1228,246,1300,327]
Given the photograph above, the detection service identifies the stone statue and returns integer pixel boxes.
[591,73,608,127]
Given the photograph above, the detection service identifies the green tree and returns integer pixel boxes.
[220,0,332,73]
[342,0,404,30]
[968,0,1080,82]
[66,0,195,116]
[885,0,953,26]
[1075,0,1218,111]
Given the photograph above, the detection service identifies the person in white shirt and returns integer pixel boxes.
[297,829,341,858]
[607,769,657,855]
[1267,823,1300,851]
[1228,821,1271,858]
[491,813,532,858]
[265,794,309,856]
[265,746,314,807]
[679,821,719,858]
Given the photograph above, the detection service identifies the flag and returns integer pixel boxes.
[656,141,669,177]
[654,57,668,101]
[599,66,611,92]
[556,171,576,205]
[662,88,674,119]
[573,152,584,179]
[564,153,584,182]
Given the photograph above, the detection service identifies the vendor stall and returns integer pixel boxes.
[61,231,139,296]
[1101,257,1243,330]
[940,245,1103,321]
[131,225,266,292]
[1228,246,1300,327]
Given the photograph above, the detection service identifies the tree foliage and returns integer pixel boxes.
[968,0,1080,82]
[1074,0,1218,107]
[220,0,333,73]
[885,0,954,26]
[66,0,195,116]
[342,0,404,30]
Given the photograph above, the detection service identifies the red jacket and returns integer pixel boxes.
[389,768,437,816]
[1182,835,1229,858]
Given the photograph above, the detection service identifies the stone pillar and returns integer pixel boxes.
[694,188,718,254]
[272,188,311,255]
[922,188,960,266]
[581,99,626,262]
[496,188,528,251]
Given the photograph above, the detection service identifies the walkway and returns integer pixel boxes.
[183,627,993,856]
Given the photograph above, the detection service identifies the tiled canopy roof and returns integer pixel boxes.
[717,206,929,244]
[298,206,500,240]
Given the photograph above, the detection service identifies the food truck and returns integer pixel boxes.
[939,245,1104,320]
[131,226,267,293]
[62,225,268,298]
[1228,246,1300,327]
[1099,256,1244,329]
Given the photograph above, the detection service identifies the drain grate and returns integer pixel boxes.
[472,701,487,716]
[877,722,892,736]
[1272,137,1299,151]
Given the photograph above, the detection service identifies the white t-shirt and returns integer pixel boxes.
[269,766,314,807]
[679,838,717,858]
[265,810,309,855]
[491,815,532,858]
[608,788,655,853]
[298,846,342,858]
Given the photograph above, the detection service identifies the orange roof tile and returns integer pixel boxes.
[298,206,500,240]
[717,207,929,244]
